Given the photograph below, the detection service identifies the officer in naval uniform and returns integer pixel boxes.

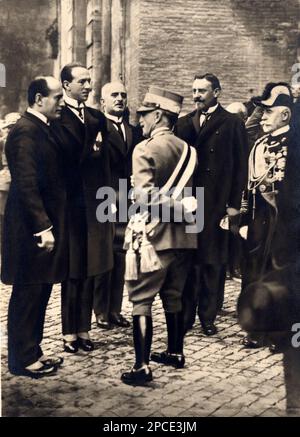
[239,83,294,349]
[121,87,198,386]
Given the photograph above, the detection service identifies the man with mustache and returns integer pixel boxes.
[176,73,248,335]
[239,83,294,349]
[93,82,142,329]
[52,63,113,354]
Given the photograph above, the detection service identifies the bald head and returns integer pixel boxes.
[291,83,300,100]
[101,82,127,117]
[226,102,248,122]
[28,76,64,120]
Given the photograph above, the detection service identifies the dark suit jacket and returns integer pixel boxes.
[176,105,248,264]
[1,112,68,284]
[105,118,143,249]
[51,106,114,278]
[105,118,142,194]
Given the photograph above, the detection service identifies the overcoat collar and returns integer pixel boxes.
[190,105,228,146]
[23,111,59,149]
[106,117,133,156]
[58,106,100,163]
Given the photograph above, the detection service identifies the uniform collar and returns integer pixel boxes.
[26,107,49,125]
[150,126,172,138]
[271,125,290,137]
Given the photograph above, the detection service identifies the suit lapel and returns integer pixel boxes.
[195,105,228,146]
[106,118,127,156]
[192,110,201,135]
[23,112,59,151]
[59,107,84,147]
[81,107,100,162]
[124,121,133,153]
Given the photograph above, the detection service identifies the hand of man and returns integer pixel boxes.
[37,230,55,252]
[227,207,241,235]
[181,196,197,213]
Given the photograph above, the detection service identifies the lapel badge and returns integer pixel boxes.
[93,131,103,151]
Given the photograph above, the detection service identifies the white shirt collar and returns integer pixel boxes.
[271,125,290,137]
[27,107,49,125]
[64,94,85,108]
[105,113,123,124]
[204,103,219,115]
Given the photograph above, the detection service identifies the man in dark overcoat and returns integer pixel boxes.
[1,76,66,378]
[52,62,113,353]
[93,81,142,330]
[176,73,248,335]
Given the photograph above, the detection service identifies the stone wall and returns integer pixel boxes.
[127,0,299,118]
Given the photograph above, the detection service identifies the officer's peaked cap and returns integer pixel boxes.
[137,86,183,115]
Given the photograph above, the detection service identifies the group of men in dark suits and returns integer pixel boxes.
[3,65,298,401]
[1,64,140,377]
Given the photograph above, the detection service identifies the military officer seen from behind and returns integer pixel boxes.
[121,87,198,386]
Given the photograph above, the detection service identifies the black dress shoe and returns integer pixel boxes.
[109,313,130,328]
[202,323,217,336]
[150,351,185,368]
[77,337,94,352]
[96,316,111,330]
[10,363,58,379]
[40,356,64,367]
[121,366,153,386]
[63,339,79,353]
[240,336,261,349]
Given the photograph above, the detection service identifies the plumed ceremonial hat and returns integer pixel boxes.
[253,83,293,109]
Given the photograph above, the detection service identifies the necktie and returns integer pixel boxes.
[113,121,126,143]
[66,103,84,121]
[199,111,209,128]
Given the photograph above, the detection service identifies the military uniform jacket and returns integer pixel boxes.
[129,128,197,252]
[243,129,290,260]
[1,112,68,284]
[175,105,248,264]
[51,106,114,278]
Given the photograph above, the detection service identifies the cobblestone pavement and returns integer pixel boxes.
[1,279,287,417]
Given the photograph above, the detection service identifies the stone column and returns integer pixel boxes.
[101,0,112,88]
[86,0,102,106]
[111,0,125,82]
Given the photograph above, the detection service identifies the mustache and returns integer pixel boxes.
[194,98,204,103]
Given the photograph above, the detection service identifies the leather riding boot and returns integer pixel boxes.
[151,311,185,368]
[121,315,153,385]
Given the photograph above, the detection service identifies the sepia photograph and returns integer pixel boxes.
[0,0,300,425]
